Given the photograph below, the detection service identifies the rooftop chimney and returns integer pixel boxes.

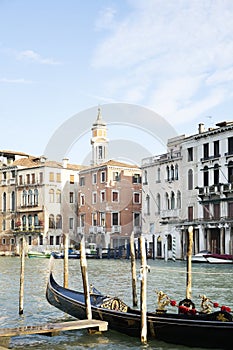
[62,157,69,168]
[198,123,205,134]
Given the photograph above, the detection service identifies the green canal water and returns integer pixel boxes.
[0,257,232,349]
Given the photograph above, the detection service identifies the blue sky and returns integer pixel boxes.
[1,0,233,164]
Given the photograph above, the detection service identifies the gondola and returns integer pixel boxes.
[46,272,233,349]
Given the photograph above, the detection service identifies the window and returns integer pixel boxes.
[98,146,103,159]
[92,173,97,184]
[92,192,97,204]
[228,161,233,182]
[28,215,32,230]
[228,137,233,155]
[134,212,140,227]
[92,212,97,226]
[80,194,85,206]
[112,191,119,202]
[26,174,30,184]
[175,164,179,180]
[228,202,233,218]
[203,143,209,159]
[214,141,219,157]
[213,203,220,219]
[188,206,193,221]
[133,192,140,204]
[100,190,105,202]
[133,173,141,184]
[28,189,33,205]
[49,189,55,203]
[39,172,43,183]
[100,212,105,226]
[19,175,23,185]
[28,236,32,245]
[166,166,170,181]
[34,214,39,226]
[113,172,120,181]
[49,214,55,229]
[49,172,54,182]
[100,171,106,183]
[177,191,181,209]
[145,195,150,215]
[2,220,6,231]
[203,166,209,187]
[188,147,193,162]
[56,173,61,182]
[56,215,62,229]
[34,189,39,205]
[11,191,15,211]
[170,165,174,181]
[157,168,161,182]
[69,218,74,229]
[165,192,169,210]
[188,169,193,190]
[80,177,85,186]
[214,164,219,185]
[80,214,85,227]
[39,235,43,245]
[3,192,6,211]
[70,175,74,184]
[203,204,210,219]
[157,193,161,213]
[143,170,148,184]
[23,190,27,206]
[31,173,35,184]
[56,189,61,203]
[112,212,119,226]
[167,234,172,250]
[171,191,175,209]
[70,192,74,203]
[50,236,54,245]
[56,236,60,245]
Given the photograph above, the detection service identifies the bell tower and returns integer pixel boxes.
[91,107,108,165]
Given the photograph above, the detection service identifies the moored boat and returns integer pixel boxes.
[46,272,233,349]
[204,253,233,264]
[28,250,51,258]
[191,250,211,263]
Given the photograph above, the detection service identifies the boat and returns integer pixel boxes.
[191,250,211,263]
[204,253,233,264]
[46,272,233,349]
[52,249,80,259]
[28,250,51,258]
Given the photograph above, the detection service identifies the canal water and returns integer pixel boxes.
[0,257,232,349]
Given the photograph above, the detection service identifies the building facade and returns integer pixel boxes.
[141,121,233,260]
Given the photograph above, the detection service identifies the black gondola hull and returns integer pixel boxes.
[46,273,233,349]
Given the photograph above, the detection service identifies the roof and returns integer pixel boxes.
[79,159,140,173]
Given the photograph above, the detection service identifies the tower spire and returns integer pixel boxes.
[90,107,108,165]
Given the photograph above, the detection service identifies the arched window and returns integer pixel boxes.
[177,190,181,209]
[49,189,55,203]
[203,166,209,186]
[11,219,14,230]
[157,168,161,182]
[28,215,32,230]
[171,165,174,181]
[56,189,61,203]
[34,214,39,226]
[214,164,219,185]
[28,189,33,205]
[22,215,26,229]
[188,169,193,190]
[171,191,175,209]
[34,189,39,205]
[2,192,6,212]
[165,192,169,210]
[11,191,15,211]
[2,219,6,231]
[166,166,170,181]
[56,215,62,229]
[143,170,148,184]
[23,190,27,206]
[157,193,161,213]
[49,214,55,229]
[175,164,179,180]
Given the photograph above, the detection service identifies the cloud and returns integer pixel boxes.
[17,50,61,65]
[0,78,32,84]
[91,0,233,125]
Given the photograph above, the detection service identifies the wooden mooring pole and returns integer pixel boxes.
[63,233,69,288]
[19,236,25,315]
[186,226,193,299]
[80,238,92,320]
[140,235,147,344]
[130,232,138,307]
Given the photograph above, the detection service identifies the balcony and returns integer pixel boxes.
[111,225,121,234]
[160,209,180,219]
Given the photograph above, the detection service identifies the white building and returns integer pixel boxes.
[141,121,233,260]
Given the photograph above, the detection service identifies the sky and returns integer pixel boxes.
[1,0,233,165]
